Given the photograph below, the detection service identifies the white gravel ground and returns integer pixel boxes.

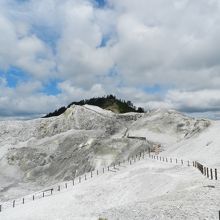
[0,156,219,220]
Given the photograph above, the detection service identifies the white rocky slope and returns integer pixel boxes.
[0,158,219,220]
[0,105,214,203]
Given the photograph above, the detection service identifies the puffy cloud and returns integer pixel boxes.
[0,10,55,78]
[1,0,220,118]
[166,89,220,112]
[16,36,56,78]
[0,14,18,69]
[113,86,161,109]
[56,1,113,86]
[0,80,57,117]
[108,0,220,89]
[58,81,107,102]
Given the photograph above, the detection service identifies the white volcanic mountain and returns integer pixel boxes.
[0,105,212,203]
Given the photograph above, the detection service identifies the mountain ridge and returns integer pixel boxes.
[43,95,144,118]
[0,105,212,202]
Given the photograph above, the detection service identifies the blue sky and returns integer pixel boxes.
[95,0,106,7]
[41,79,62,96]
[0,66,29,88]
[31,25,60,50]
[1,0,220,119]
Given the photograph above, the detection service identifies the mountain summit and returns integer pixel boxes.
[43,95,144,118]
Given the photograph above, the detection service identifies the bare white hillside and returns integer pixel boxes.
[128,109,210,146]
[0,105,214,202]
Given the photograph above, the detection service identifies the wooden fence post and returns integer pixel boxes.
[176,159,177,164]
[13,200,15,208]
[210,169,213,180]
[215,169,218,180]
[43,192,45,197]
[207,168,209,178]
[108,166,109,171]
[73,179,75,185]
[33,195,35,201]
[130,160,132,165]
[50,189,53,195]
[181,160,183,165]
[0,204,1,212]
[204,167,206,176]
[79,176,81,183]
[23,198,24,204]
[58,185,60,191]
[85,174,87,180]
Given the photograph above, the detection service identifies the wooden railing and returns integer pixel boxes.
[0,149,218,215]
[193,161,218,180]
